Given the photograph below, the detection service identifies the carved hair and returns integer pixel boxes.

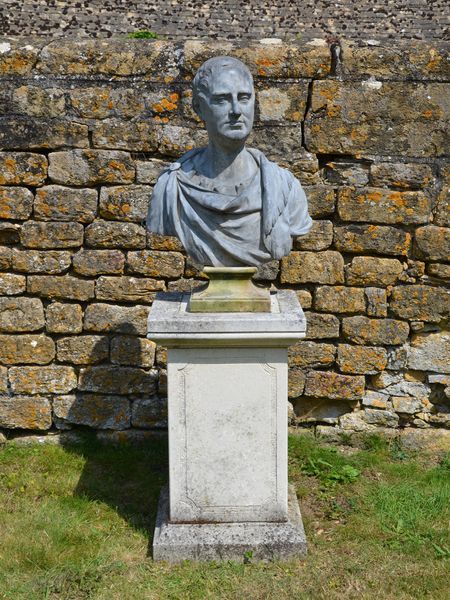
[192,56,253,116]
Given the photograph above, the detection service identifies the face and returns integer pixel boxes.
[198,67,255,146]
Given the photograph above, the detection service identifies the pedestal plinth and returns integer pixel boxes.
[147,290,307,562]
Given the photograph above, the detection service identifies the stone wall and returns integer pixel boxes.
[1,0,449,42]
[0,37,448,442]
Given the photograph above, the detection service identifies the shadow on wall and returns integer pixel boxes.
[59,321,169,554]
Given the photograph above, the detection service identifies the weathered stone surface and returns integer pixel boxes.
[334,225,411,256]
[136,159,170,184]
[288,368,306,398]
[0,117,88,150]
[0,334,55,364]
[365,288,388,318]
[0,273,26,295]
[99,185,150,222]
[9,366,77,394]
[281,251,344,284]
[93,119,159,152]
[361,390,389,409]
[325,161,369,186]
[292,397,351,423]
[295,290,312,310]
[69,86,144,119]
[0,223,20,245]
[338,187,431,225]
[304,312,340,340]
[288,341,336,368]
[305,81,449,157]
[0,367,8,392]
[337,344,387,374]
[364,409,399,428]
[0,297,44,332]
[408,332,450,373]
[0,41,41,76]
[127,250,185,278]
[54,394,130,430]
[0,395,51,430]
[46,302,82,334]
[79,366,158,395]
[110,336,156,367]
[257,83,309,122]
[303,185,335,218]
[157,124,208,158]
[415,226,450,261]
[400,428,450,452]
[0,152,47,185]
[392,396,424,414]
[57,336,109,365]
[28,275,95,302]
[314,286,365,314]
[293,220,333,251]
[131,396,167,428]
[434,185,449,227]
[147,232,184,252]
[304,370,365,400]
[370,162,433,189]
[12,249,71,274]
[72,249,125,276]
[390,285,449,322]
[339,411,376,432]
[342,316,409,345]
[346,256,404,287]
[167,279,204,293]
[85,221,146,249]
[254,260,279,281]
[0,186,33,219]
[428,263,450,279]
[0,246,12,270]
[21,221,84,248]
[12,84,66,118]
[84,303,150,335]
[95,276,164,303]
[48,150,135,185]
[34,186,97,223]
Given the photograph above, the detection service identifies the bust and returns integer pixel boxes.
[147,56,312,267]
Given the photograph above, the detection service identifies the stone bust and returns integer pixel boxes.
[147,56,312,267]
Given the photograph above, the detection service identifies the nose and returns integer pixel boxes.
[230,98,241,118]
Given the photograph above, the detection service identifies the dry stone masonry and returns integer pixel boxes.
[0,37,448,443]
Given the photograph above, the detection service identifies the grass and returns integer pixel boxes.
[0,432,449,599]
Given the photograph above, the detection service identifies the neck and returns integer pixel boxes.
[202,141,251,181]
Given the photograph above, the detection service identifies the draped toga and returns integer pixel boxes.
[147,147,312,267]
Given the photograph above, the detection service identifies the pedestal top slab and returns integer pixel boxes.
[147,290,306,347]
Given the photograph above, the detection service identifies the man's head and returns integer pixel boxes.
[192,56,255,147]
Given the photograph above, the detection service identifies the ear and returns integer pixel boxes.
[193,93,206,121]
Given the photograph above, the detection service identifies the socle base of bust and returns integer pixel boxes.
[188,266,271,312]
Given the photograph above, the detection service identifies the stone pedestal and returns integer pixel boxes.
[147,290,307,562]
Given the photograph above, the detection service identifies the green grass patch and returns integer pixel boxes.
[127,30,159,39]
[0,432,449,599]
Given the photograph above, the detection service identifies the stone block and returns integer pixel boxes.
[84,303,150,335]
[0,117,88,150]
[390,285,449,323]
[408,332,450,373]
[9,366,77,394]
[78,366,158,395]
[0,367,7,392]
[147,232,184,252]
[295,290,312,310]
[72,249,125,276]
[48,150,135,186]
[400,428,450,453]
[415,226,450,262]
[127,250,185,278]
[293,397,352,423]
[0,247,12,270]
[0,186,33,219]
[370,162,434,189]
[0,297,44,332]
[324,161,369,186]
[304,370,365,401]
[300,186,336,218]
[0,40,41,76]
[361,391,389,409]
[337,344,387,374]
[92,119,159,152]
[54,394,131,430]
[392,396,424,414]
[57,336,109,365]
[12,85,66,118]
[0,273,26,295]
[12,249,71,274]
[131,396,167,428]
[428,263,450,280]
[363,409,399,428]
[136,158,171,184]
[46,302,83,334]
[305,81,449,157]
[0,334,55,365]
[69,86,145,119]
[365,288,388,318]
[257,82,309,122]
[0,395,51,430]
[20,221,84,248]
[0,152,47,185]
[0,223,20,245]
[288,341,336,368]
[288,368,306,398]
[110,336,156,367]
[281,251,344,284]
[158,124,208,158]
[95,276,164,303]
[346,256,404,287]
[434,186,449,227]
[85,221,146,249]
[304,312,340,340]
[27,275,95,302]
[342,316,409,345]
[254,260,279,281]
[334,225,411,256]
[337,187,431,225]
[99,185,151,222]
[293,220,333,251]
[34,186,97,223]
[314,286,365,314]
